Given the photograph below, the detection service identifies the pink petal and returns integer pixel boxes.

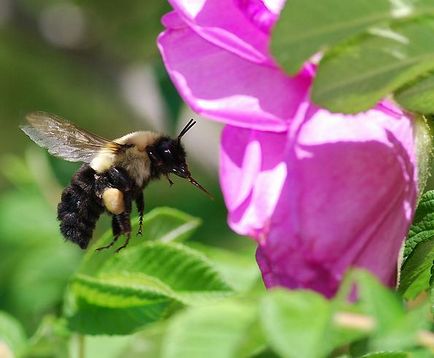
[220,126,288,237]
[158,26,312,132]
[233,0,284,34]
[225,103,417,297]
[167,0,274,64]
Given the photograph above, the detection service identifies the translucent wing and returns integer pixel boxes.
[20,112,119,163]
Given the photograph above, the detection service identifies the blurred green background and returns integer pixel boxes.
[0,0,252,341]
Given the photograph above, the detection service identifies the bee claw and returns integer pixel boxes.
[115,233,131,253]
[96,235,119,251]
[115,245,126,253]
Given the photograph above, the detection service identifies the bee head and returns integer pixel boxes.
[146,119,213,199]
[149,137,189,177]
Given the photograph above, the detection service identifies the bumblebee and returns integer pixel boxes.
[21,112,211,252]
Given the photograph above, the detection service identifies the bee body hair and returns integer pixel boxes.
[58,164,141,249]
[57,164,104,249]
[90,131,161,188]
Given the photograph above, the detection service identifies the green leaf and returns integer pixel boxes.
[188,242,260,292]
[99,242,231,295]
[430,264,434,314]
[399,190,434,299]
[25,316,70,358]
[0,311,27,356]
[79,207,201,275]
[260,290,332,358]
[65,242,232,334]
[399,239,434,299]
[65,274,173,335]
[395,72,434,112]
[135,207,202,243]
[162,300,264,358]
[353,271,405,333]
[360,353,409,358]
[350,271,430,351]
[312,18,434,113]
[272,0,434,75]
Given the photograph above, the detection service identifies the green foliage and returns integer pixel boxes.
[0,311,27,356]
[0,205,432,356]
[2,1,434,355]
[399,190,434,300]
[187,242,260,292]
[351,271,430,351]
[78,207,201,275]
[261,290,332,358]
[312,18,434,113]
[162,300,263,358]
[272,0,434,114]
[65,209,232,335]
[271,0,434,75]
[395,73,434,113]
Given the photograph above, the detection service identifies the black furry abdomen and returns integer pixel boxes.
[57,164,104,249]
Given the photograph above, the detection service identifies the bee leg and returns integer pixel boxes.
[114,209,132,253]
[135,192,144,236]
[165,174,174,186]
[96,216,121,251]
[115,232,131,253]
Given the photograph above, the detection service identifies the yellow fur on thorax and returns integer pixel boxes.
[90,131,160,187]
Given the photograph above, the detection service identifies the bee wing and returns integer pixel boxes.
[20,112,121,163]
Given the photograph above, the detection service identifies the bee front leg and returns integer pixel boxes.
[135,192,144,236]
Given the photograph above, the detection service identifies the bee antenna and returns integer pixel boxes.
[178,119,196,142]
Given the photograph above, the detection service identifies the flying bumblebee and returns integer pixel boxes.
[20,112,212,252]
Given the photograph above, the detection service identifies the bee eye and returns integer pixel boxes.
[162,148,173,160]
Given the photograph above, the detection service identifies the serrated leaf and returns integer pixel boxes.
[395,72,434,113]
[0,312,27,356]
[162,300,264,358]
[100,242,232,294]
[272,0,434,75]
[79,207,201,275]
[399,239,434,299]
[430,264,434,315]
[260,290,332,358]
[136,207,202,243]
[65,242,232,334]
[65,274,173,335]
[188,242,259,292]
[312,18,434,113]
[399,190,434,299]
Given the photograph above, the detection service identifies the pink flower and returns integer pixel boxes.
[158,0,418,297]
[221,102,417,297]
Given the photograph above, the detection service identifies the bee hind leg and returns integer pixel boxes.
[114,212,132,253]
[96,215,122,251]
[115,233,131,253]
[136,192,144,236]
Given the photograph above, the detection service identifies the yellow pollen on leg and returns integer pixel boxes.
[102,188,125,215]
